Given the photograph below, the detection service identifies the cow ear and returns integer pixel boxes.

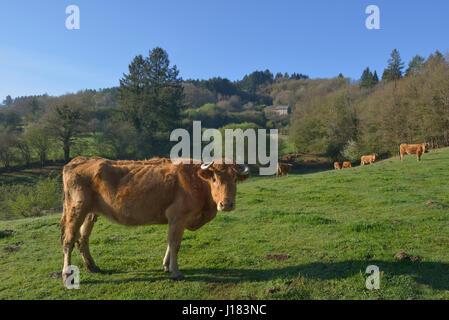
[198,168,214,181]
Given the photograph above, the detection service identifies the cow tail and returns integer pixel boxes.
[60,191,66,244]
[60,172,68,244]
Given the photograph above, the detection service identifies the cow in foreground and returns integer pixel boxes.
[399,143,429,162]
[361,154,377,166]
[60,156,250,283]
[342,161,352,168]
[276,162,292,177]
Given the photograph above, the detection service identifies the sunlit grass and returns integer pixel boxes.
[1,148,449,299]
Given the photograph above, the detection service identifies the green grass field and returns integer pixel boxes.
[1,149,449,300]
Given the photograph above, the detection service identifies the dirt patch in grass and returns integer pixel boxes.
[266,254,290,261]
[3,245,20,253]
[395,252,422,262]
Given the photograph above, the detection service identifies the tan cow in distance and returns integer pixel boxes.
[342,161,352,168]
[60,156,250,283]
[400,143,429,162]
[334,162,341,170]
[276,162,292,177]
[361,154,377,166]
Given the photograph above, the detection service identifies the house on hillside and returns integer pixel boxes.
[265,105,291,116]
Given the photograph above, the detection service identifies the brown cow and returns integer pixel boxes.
[399,143,429,162]
[361,154,377,166]
[276,162,292,177]
[60,157,250,283]
[342,161,352,168]
[333,162,341,170]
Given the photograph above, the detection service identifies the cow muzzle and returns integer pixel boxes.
[217,200,234,211]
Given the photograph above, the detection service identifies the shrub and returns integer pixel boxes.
[1,176,62,218]
[342,140,363,162]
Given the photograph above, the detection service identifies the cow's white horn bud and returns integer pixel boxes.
[239,164,250,175]
[201,161,214,170]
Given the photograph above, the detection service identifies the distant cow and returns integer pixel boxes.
[276,163,292,177]
[399,143,429,162]
[342,161,352,168]
[334,162,341,170]
[361,154,377,166]
[60,157,250,283]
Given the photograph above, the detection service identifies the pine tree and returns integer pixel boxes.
[382,49,404,81]
[119,47,184,157]
[372,71,379,84]
[2,95,13,107]
[360,67,377,89]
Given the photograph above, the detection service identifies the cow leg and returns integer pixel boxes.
[163,245,170,273]
[61,192,89,286]
[77,213,100,273]
[167,220,185,280]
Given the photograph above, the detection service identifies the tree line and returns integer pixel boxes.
[290,49,449,161]
[0,47,303,169]
[1,47,448,169]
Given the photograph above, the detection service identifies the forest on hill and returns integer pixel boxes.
[0,47,448,169]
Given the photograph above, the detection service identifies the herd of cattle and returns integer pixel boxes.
[59,142,429,284]
[278,142,429,175]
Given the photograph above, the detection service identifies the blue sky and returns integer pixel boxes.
[0,0,448,101]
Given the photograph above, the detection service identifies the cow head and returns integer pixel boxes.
[423,143,430,153]
[198,161,250,211]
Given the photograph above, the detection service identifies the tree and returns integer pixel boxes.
[29,98,40,114]
[23,123,52,167]
[3,95,13,107]
[119,47,184,157]
[405,55,425,77]
[360,68,379,89]
[4,111,21,131]
[373,71,379,83]
[45,104,84,163]
[290,73,308,80]
[16,135,32,167]
[98,122,138,159]
[0,130,17,169]
[382,49,404,82]
[275,72,284,82]
[238,70,273,95]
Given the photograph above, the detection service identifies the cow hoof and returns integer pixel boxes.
[163,266,170,273]
[172,273,185,281]
[87,265,101,273]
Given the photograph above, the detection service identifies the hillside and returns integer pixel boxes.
[1,148,449,299]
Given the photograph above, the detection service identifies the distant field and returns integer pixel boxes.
[1,148,449,299]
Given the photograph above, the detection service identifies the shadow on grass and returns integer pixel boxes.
[82,260,449,290]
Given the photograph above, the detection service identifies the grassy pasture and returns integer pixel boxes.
[0,148,449,299]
